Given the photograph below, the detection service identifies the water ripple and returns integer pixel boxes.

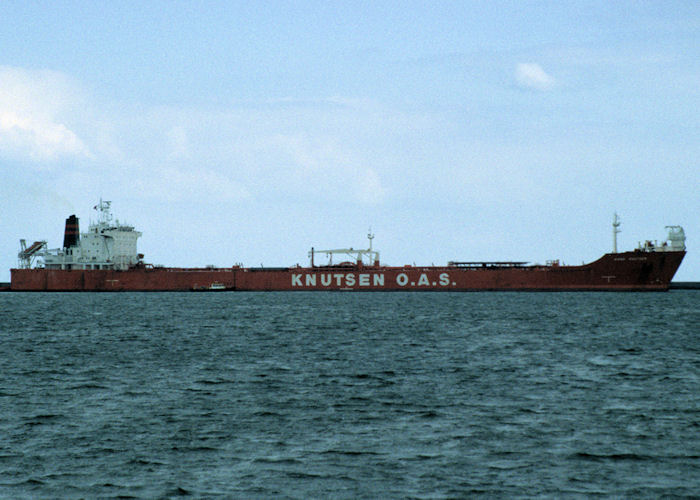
[0,291,698,497]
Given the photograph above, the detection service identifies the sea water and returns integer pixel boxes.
[1,291,698,498]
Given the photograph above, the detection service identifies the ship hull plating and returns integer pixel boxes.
[10,251,686,291]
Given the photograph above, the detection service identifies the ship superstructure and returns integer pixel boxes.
[18,200,141,272]
[10,204,687,292]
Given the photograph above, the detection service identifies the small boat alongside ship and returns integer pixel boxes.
[9,201,686,292]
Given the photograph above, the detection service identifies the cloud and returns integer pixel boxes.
[135,165,251,203]
[0,110,90,160]
[515,63,555,91]
[0,66,93,160]
[166,125,190,160]
[132,100,397,205]
[0,67,409,207]
[356,168,386,204]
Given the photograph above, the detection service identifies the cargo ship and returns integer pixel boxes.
[10,201,686,291]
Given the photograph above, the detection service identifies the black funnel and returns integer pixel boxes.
[63,215,80,249]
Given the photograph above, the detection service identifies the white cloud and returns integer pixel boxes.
[135,165,251,203]
[143,101,400,205]
[356,168,386,204]
[515,63,555,91]
[166,126,190,160]
[0,66,92,160]
[0,67,409,207]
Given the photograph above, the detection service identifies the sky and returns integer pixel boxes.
[1,1,698,282]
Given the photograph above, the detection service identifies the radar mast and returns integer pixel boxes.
[612,213,621,253]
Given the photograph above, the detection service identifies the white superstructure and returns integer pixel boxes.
[610,214,685,254]
[636,225,686,253]
[19,200,142,270]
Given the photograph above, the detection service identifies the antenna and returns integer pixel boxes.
[612,213,621,253]
[95,198,113,226]
[368,228,374,252]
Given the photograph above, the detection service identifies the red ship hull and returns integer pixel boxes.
[10,250,686,291]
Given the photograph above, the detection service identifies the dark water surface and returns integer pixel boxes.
[1,291,698,498]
